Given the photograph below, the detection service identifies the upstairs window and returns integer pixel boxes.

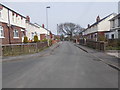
[12,12,15,22]
[0,6,3,18]
[112,20,115,28]
[118,17,120,27]
[0,25,4,38]
[13,30,19,38]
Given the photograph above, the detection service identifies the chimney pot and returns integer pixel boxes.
[42,24,44,28]
[26,16,30,22]
[88,24,90,28]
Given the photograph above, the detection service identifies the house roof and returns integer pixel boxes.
[29,22,40,28]
[0,3,26,18]
[109,13,120,21]
[85,13,117,31]
[34,23,51,32]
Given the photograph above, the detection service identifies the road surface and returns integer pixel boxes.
[2,41,118,88]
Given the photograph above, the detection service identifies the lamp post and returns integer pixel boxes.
[46,6,50,46]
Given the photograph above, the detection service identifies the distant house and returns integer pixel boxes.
[25,16,42,41]
[105,14,120,39]
[34,23,51,40]
[0,3,26,44]
[26,19,51,42]
[83,13,116,41]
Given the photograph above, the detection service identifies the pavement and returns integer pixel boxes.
[2,41,118,88]
[75,43,120,71]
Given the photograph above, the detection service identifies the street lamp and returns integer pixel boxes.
[46,6,50,46]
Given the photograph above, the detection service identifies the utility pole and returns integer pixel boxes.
[46,6,50,46]
[57,24,58,36]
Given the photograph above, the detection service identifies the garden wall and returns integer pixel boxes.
[2,42,48,56]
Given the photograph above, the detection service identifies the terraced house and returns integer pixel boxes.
[83,13,116,41]
[0,3,26,44]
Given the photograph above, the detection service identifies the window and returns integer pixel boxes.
[0,25,4,38]
[13,30,19,38]
[111,34,114,39]
[112,20,115,28]
[118,18,120,27]
[0,10,2,18]
[31,32,34,39]
[105,34,109,39]
[12,15,14,22]
[118,30,120,39]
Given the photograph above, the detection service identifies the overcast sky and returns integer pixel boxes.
[1,2,118,34]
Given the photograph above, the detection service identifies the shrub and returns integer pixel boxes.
[23,36,28,43]
[49,39,52,45]
[98,35,106,41]
[42,39,47,42]
[34,35,38,42]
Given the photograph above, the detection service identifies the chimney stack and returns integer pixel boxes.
[42,24,44,28]
[88,24,90,28]
[96,15,100,22]
[26,16,30,23]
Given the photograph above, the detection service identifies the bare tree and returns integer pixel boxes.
[58,22,83,40]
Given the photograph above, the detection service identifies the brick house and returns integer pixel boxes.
[0,4,26,44]
[82,13,116,42]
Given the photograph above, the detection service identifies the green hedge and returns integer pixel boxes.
[34,35,38,42]
[23,36,28,43]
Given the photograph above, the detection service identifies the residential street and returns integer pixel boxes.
[3,41,118,88]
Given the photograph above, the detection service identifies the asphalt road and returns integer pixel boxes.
[2,41,118,88]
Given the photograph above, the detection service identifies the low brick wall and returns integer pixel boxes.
[79,40,107,51]
[86,40,107,51]
[2,42,48,56]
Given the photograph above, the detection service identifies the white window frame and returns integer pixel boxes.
[0,25,4,38]
[13,29,19,38]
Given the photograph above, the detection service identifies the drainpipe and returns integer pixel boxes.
[8,9,11,44]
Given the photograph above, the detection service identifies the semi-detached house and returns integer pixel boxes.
[0,3,52,44]
[26,17,51,41]
[105,13,120,39]
[0,4,26,44]
[83,13,116,41]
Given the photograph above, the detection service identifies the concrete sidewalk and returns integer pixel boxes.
[2,42,62,62]
[75,44,120,70]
